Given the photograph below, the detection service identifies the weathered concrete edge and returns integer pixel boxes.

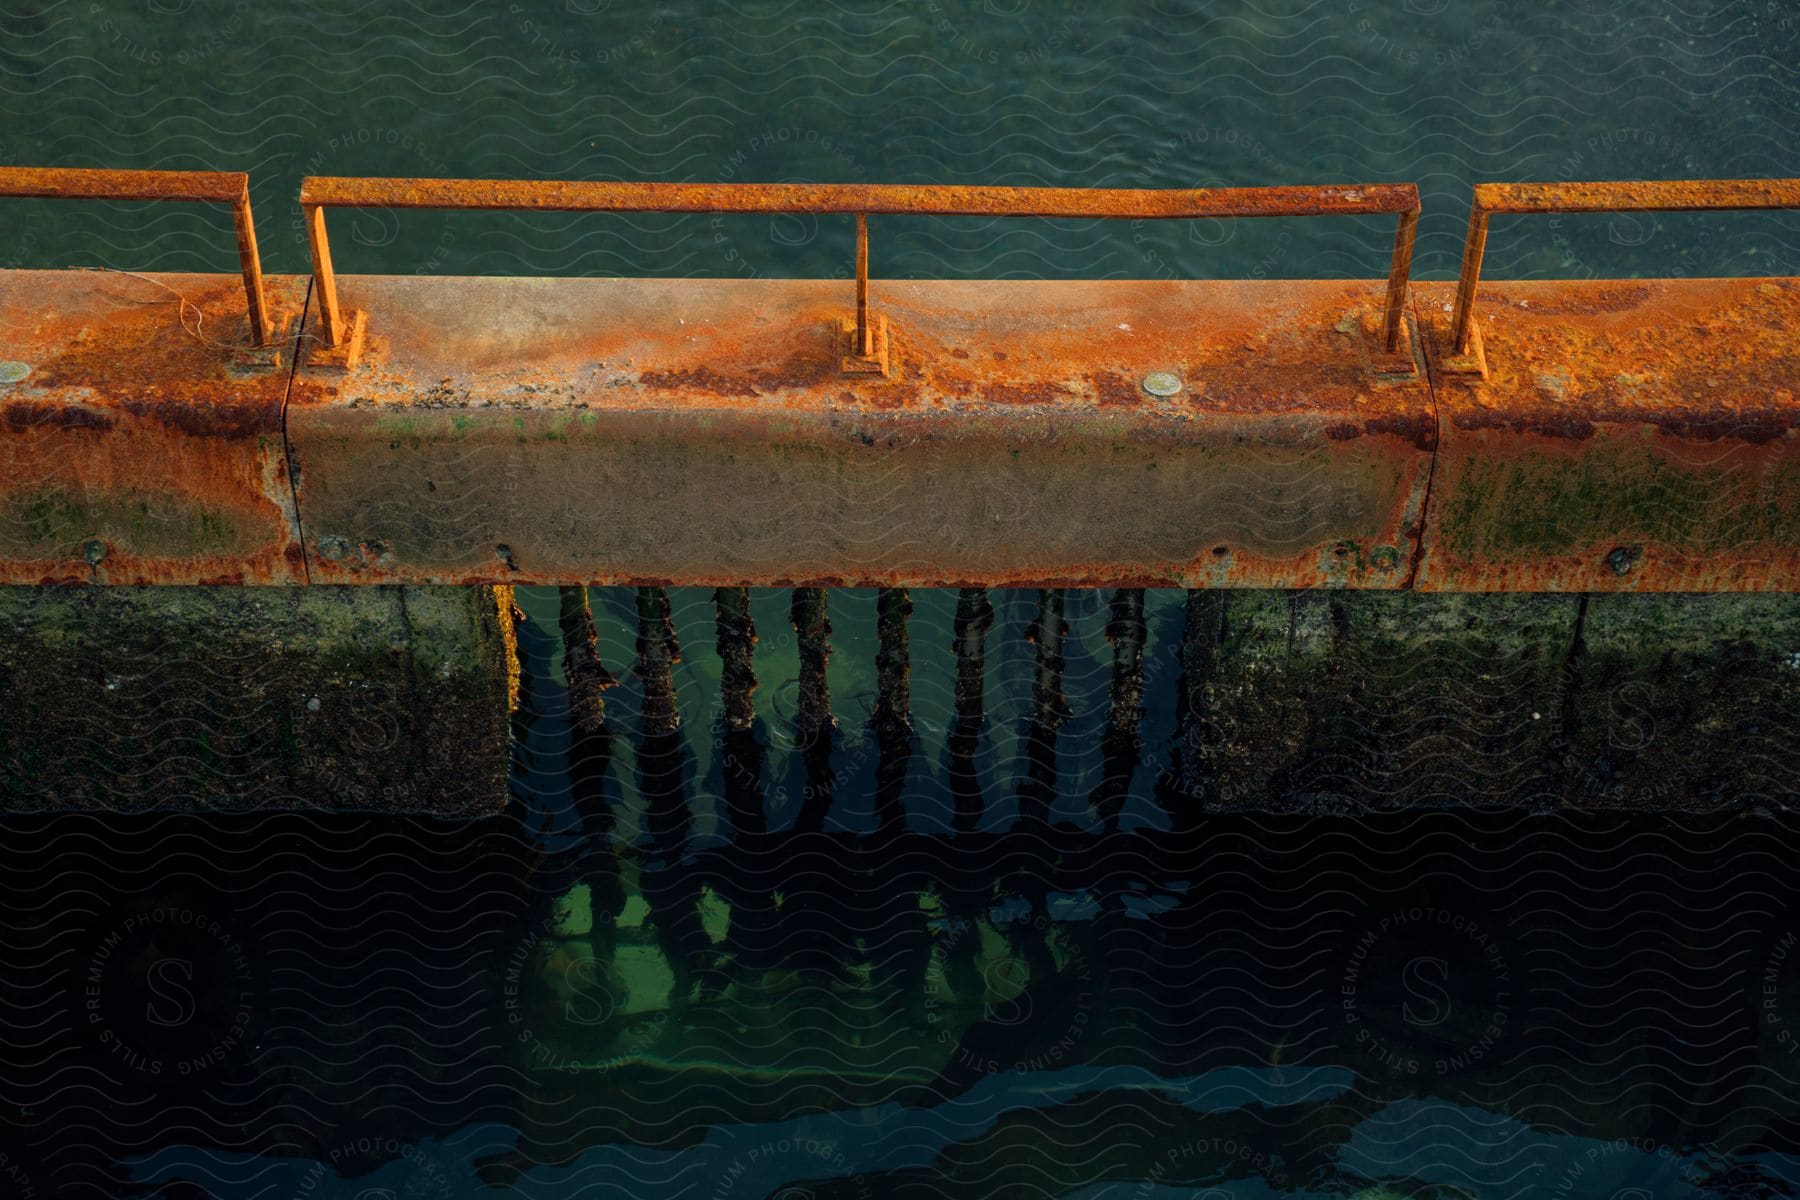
[1,271,1794,591]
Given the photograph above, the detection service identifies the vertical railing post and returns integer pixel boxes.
[1450,207,1490,354]
[304,204,345,348]
[854,212,871,357]
[1382,209,1418,352]
[229,182,272,347]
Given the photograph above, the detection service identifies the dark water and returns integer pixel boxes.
[4,1,1800,1197]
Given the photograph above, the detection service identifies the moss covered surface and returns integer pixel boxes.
[0,585,514,813]
[1434,442,1800,573]
[1178,591,1797,810]
[1565,593,1800,806]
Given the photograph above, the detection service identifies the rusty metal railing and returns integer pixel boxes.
[1451,178,1800,353]
[298,177,1422,365]
[0,166,273,347]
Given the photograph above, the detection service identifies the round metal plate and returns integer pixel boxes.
[1141,371,1181,397]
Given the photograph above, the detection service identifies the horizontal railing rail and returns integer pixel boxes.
[298,177,1422,362]
[1451,177,1800,353]
[0,166,273,347]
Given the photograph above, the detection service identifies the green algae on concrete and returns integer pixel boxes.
[5,486,268,560]
[1171,590,1569,810]
[1563,593,1800,807]
[1169,590,1800,810]
[1300,592,1579,807]
[1423,436,1800,591]
[0,584,515,813]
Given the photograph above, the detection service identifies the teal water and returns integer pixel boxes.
[4,0,1797,285]
[4,3,1800,1198]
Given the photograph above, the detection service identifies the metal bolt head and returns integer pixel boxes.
[1370,545,1400,571]
[1605,545,1642,576]
[81,539,106,565]
[1141,371,1182,397]
[0,361,30,384]
[317,535,349,562]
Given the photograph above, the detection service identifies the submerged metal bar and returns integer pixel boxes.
[873,587,912,736]
[1163,590,1226,827]
[789,587,835,835]
[557,585,624,927]
[297,176,1419,357]
[0,166,273,346]
[1093,589,1148,833]
[634,586,682,737]
[1105,590,1148,742]
[714,587,758,734]
[1027,589,1070,736]
[1451,177,1800,352]
[559,584,618,732]
[1018,588,1069,833]
[948,587,995,835]
[790,588,834,743]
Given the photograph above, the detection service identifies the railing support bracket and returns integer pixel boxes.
[1432,318,1487,380]
[307,307,367,370]
[839,313,890,377]
[230,310,297,370]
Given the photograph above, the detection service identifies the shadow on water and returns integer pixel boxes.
[5,590,1800,1198]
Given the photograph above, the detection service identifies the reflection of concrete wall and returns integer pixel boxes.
[0,584,515,812]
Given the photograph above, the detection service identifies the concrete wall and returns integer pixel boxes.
[0,585,516,813]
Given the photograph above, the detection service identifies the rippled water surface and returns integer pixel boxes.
[3,2,1800,1197]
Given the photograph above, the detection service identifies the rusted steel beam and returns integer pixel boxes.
[284,276,1433,588]
[0,166,276,347]
[1449,177,1800,355]
[0,270,309,585]
[1416,277,1800,591]
[1383,210,1419,353]
[296,176,1419,365]
[303,203,345,350]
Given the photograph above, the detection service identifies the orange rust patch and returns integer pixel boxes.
[1418,276,1800,592]
[0,270,307,585]
[287,276,1433,588]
